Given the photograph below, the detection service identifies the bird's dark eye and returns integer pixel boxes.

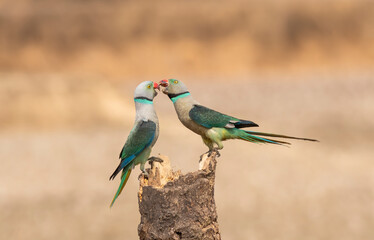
[147,84,151,89]
[173,80,178,84]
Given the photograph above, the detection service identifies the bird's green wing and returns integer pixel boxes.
[109,120,156,180]
[119,120,156,159]
[189,105,258,129]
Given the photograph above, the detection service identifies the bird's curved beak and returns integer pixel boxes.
[152,82,159,97]
[159,79,169,87]
[159,79,169,94]
[153,82,160,90]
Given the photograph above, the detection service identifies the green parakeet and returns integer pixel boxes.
[159,79,317,157]
[109,81,161,207]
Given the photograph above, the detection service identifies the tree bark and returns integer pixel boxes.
[138,153,221,240]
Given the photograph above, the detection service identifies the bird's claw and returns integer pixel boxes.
[140,169,149,180]
[208,148,221,157]
[215,149,221,157]
[200,148,221,162]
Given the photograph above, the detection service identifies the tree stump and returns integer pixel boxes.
[138,153,221,240]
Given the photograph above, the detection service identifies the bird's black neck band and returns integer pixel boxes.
[167,91,190,99]
[134,96,153,102]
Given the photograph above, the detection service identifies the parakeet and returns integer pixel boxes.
[109,81,162,207]
[159,79,317,157]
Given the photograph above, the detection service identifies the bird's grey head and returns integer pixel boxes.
[133,81,159,104]
[159,79,191,103]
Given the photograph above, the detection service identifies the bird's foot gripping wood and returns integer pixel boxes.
[139,154,181,189]
[139,157,164,180]
[200,148,221,162]
[139,169,149,179]
[209,148,221,158]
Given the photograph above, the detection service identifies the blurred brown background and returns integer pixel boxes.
[1,0,373,239]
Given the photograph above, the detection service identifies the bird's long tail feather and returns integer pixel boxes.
[245,130,318,143]
[238,130,291,146]
[110,167,132,208]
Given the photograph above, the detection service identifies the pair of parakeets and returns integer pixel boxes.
[109,79,317,207]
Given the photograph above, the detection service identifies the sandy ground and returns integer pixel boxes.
[1,72,373,239]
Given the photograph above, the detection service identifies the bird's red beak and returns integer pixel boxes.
[153,82,159,90]
[159,79,169,87]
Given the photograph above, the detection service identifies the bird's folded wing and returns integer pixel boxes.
[189,104,257,129]
[119,120,156,164]
[110,120,156,181]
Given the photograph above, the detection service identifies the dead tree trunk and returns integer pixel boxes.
[138,153,221,240]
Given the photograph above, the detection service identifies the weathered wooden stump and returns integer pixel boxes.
[138,153,221,240]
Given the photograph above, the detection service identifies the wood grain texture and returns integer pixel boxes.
[138,154,221,240]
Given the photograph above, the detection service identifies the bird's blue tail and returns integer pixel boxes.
[240,130,318,145]
[238,130,291,145]
[110,166,132,208]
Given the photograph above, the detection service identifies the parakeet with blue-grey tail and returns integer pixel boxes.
[109,81,162,207]
[159,79,318,158]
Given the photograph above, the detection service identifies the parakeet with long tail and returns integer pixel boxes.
[109,81,162,207]
[159,79,317,157]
